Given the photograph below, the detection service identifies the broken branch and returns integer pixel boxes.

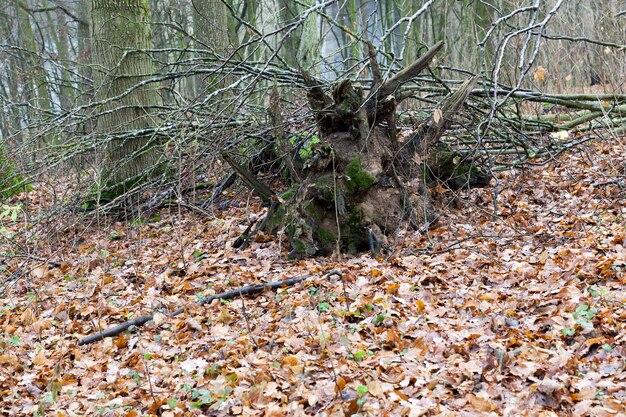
[77,270,341,346]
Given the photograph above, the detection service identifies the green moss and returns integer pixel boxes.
[314,177,335,201]
[303,200,323,221]
[292,239,306,252]
[428,145,490,189]
[280,188,297,202]
[336,102,354,115]
[85,161,171,205]
[347,209,363,230]
[92,174,145,203]
[0,157,30,199]
[345,155,375,193]
[266,206,286,232]
[317,228,336,242]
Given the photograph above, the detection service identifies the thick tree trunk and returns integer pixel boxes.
[91,0,162,199]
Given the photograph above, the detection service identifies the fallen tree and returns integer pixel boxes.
[225,41,485,256]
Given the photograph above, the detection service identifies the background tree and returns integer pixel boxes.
[90,0,163,200]
[192,0,229,96]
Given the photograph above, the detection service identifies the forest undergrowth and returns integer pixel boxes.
[1,133,625,416]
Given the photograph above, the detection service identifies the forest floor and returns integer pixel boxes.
[1,133,625,416]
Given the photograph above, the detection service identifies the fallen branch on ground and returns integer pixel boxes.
[77,269,341,346]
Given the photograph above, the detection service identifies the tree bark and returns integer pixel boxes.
[91,0,162,199]
[50,8,73,112]
[192,0,229,96]
[277,0,300,67]
[15,1,51,158]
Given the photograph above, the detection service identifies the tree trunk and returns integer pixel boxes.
[91,0,162,199]
[277,0,300,67]
[53,9,73,112]
[77,0,93,111]
[192,0,229,96]
[16,4,51,115]
[256,42,483,257]
[16,1,51,159]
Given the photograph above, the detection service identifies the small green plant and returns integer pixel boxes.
[130,218,144,227]
[0,204,21,237]
[192,250,208,262]
[0,204,20,222]
[297,135,320,158]
[290,133,321,157]
[564,303,597,335]
[95,403,128,416]
[573,304,596,329]
[318,301,331,312]
[373,313,386,326]
[7,335,20,347]
[206,363,220,376]
[0,305,14,317]
[190,389,213,408]
[129,369,144,383]
[353,350,368,362]
[587,286,609,298]
[167,398,178,410]
[356,385,368,407]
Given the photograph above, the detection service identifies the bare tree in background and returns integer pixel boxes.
[192,0,229,95]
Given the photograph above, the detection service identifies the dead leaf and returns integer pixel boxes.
[152,312,167,326]
[186,317,204,332]
[534,66,546,82]
[433,108,443,124]
[217,307,234,324]
[469,394,497,412]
